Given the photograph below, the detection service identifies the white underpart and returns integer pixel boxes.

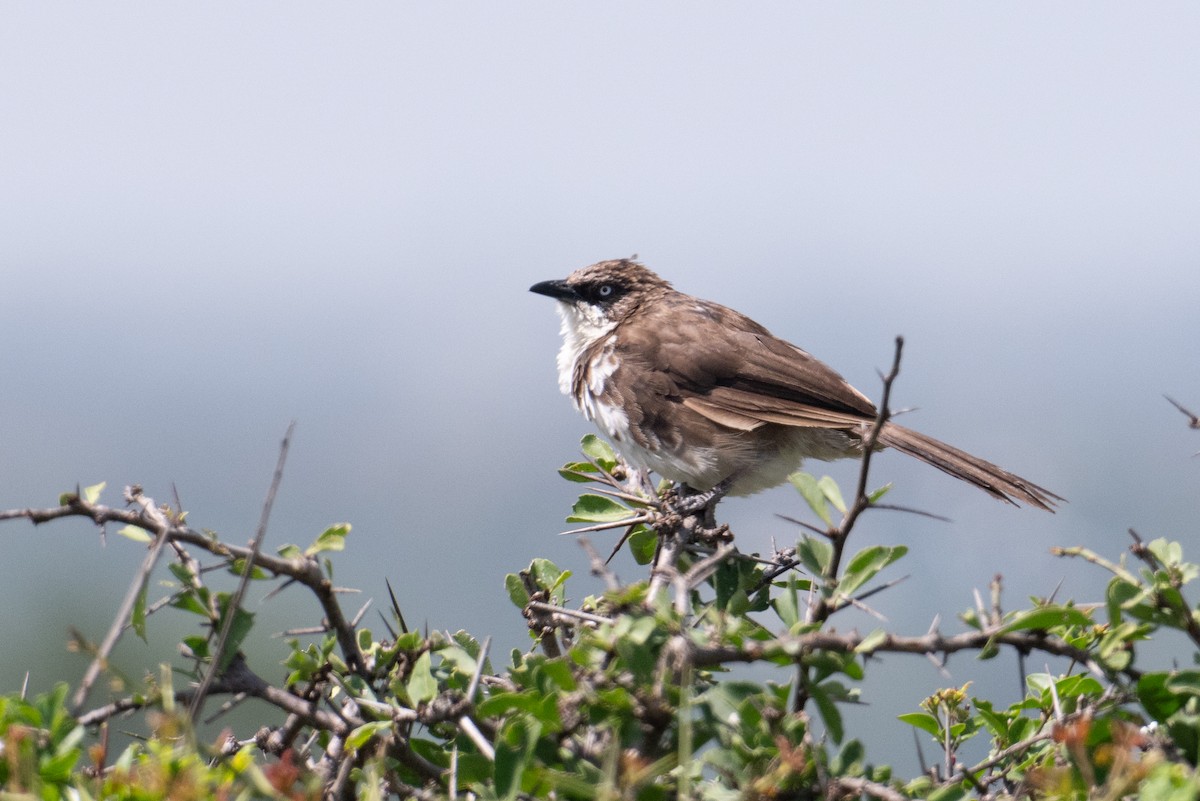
[554,301,632,440]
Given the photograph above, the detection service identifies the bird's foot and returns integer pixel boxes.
[671,476,736,528]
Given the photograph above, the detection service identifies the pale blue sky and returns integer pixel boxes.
[2,2,1198,768]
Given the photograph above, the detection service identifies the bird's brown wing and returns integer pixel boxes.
[615,293,1061,510]
[682,391,872,430]
[629,297,878,431]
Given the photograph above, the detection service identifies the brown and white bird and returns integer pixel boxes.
[530,259,1060,511]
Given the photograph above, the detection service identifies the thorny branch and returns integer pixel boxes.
[822,335,905,614]
[69,486,175,714]
[682,625,1121,680]
[2,486,366,679]
[190,421,294,722]
[2,348,1190,798]
[1164,394,1200,430]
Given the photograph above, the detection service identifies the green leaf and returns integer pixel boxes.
[809,682,844,743]
[478,691,560,728]
[214,597,255,672]
[538,658,577,692]
[131,585,148,642]
[526,559,570,605]
[406,650,438,704]
[899,711,942,739]
[867,483,893,504]
[972,700,1012,741]
[227,558,269,579]
[566,494,634,523]
[928,784,969,801]
[1053,673,1104,699]
[495,717,543,801]
[997,605,1092,634]
[817,475,847,514]
[580,434,618,468]
[345,720,393,752]
[306,523,350,556]
[773,578,801,630]
[182,635,209,660]
[277,543,303,559]
[558,462,599,482]
[855,629,889,655]
[117,525,153,543]
[171,592,212,619]
[789,472,832,526]
[1025,672,1053,696]
[629,526,658,565]
[839,545,908,597]
[798,536,833,575]
[726,588,751,616]
[39,747,81,783]
[505,573,530,609]
[830,739,866,777]
[1148,537,1183,567]
[1167,670,1200,697]
[82,481,106,505]
[714,560,739,610]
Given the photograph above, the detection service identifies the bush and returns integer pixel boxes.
[3,425,1200,800]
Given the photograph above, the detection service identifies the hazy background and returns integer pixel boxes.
[2,2,1198,770]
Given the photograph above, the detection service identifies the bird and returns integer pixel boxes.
[530,258,1061,511]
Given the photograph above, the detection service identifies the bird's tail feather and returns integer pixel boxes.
[876,423,1062,511]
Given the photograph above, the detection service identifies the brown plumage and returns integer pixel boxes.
[531,259,1061,511]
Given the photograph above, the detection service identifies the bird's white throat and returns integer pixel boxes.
[552,301,634,449]
[554,301,616,397]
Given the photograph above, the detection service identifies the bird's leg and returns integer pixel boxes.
[674,474,737,527]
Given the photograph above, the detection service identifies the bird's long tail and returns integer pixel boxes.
[875,423,1062,511]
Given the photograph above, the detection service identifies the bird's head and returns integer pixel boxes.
[530,259,671,337]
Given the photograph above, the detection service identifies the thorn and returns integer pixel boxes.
[1164,394,1200,429]
[385,578,409,634]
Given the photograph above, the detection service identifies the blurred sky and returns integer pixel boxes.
[2,2,1199,770]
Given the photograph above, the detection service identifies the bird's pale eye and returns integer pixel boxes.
[598,284,614,298]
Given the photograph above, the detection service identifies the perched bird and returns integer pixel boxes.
[530,259,1060,511]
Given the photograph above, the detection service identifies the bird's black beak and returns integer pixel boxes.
[529,279,579,302]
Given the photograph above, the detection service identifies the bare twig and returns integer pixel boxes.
[774,513,828,538]
[189,422,294,722]
[674,543,738,616]
[564,482,652,506]
[78,654,355,735]
[646,515,695,608]
[685,625,1126,683]
[829,336,905,582]
[349,598,373,628]
[869,503,952,522]
[558,514,653,537]
[790,338,906,716]
[70,486,174,714]
[955,729,1054,788]
[457,716,495,761]
[832,775,911,801]
[527,601,612,627]
[578,536,621,591]
[1164,394,1200,429]
[465,636,492,702]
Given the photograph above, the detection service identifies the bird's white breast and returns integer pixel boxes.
[553,302,632,440]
